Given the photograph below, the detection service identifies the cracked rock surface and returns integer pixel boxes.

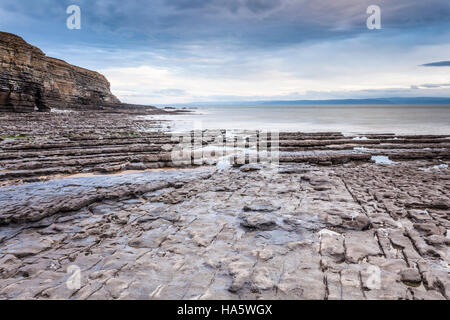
[0,160,448,300]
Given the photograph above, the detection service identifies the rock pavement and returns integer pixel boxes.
[0,160,448,300]
[0,110,448,300]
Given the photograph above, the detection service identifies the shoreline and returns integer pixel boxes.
[1,109,449,186]
[0,108,448,300]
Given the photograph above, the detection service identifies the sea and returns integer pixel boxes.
[145,105,450,135]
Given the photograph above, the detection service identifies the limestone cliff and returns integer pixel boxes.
[0,31,120,112]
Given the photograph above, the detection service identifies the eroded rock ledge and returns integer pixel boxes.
[0,31,120,112]
[0,109,448,300]
[0,162,448,300]
[0,110,448,186]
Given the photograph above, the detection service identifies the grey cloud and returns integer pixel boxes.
[244,0,281,13]
[154,88,187,96]
[411,83,450,89]
[163,86,450,104]
[2,0,450,49]
[165,0,281,13]
[165,0,208,10]
[421,61,450,67]
[120,89,188,98]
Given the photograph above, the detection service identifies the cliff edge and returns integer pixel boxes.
[0,31,121,112]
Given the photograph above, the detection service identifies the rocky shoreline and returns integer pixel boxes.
[0,109,449,300]
[1,109,448,186]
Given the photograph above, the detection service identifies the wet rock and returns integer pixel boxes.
[243,201,280,213]
[239,164,262,172]
[0,169,210,224]
[5,236,56,259]
[0,254,22,278]
[240,212,277,231]
[0,159,448,300]
[400,268,422,285]
[425,235,450,246]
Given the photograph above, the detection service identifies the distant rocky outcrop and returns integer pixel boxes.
[0,31,121,112]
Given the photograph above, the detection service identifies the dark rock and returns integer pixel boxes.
[240,212,277,231]
[243,201,280,212]
[400,268,422,285]
[0,32,120,113]
[239,164,262,172]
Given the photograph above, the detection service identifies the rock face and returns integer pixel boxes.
[0,31,120,112]
[0,161,448,300]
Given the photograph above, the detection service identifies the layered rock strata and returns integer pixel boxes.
[0,111,449,186]
[0,31,120,112]
[0,109,448,299]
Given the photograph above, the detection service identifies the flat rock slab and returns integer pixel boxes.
[0,168,213,225]
[0,161,448,300]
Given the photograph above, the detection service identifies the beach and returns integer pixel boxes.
[0,107,449,300]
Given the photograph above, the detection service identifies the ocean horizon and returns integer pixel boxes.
[148,104,450,135]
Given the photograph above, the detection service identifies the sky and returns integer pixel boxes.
[1,0,450,105]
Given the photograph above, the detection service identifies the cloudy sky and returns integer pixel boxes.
[1,0,450,104]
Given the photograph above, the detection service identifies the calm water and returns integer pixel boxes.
[149,105,450,135]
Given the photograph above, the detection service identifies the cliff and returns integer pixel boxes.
[0,31,120,112]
